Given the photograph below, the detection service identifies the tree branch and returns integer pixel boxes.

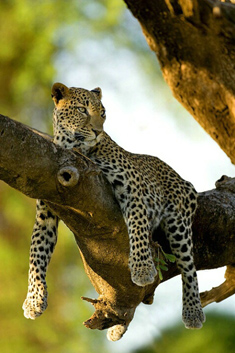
[124,0,235,164]
[1,115,235,339]
[200,265,235,307]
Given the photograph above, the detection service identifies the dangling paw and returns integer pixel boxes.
[182,306,206,329]
[129,257,157,287]
[22,285,48,320]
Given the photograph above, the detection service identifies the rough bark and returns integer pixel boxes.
[0,114,235,338]
[124,0,235,164]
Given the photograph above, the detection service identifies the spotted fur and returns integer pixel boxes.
[23,83,205,336]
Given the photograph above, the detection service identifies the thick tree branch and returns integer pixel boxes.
[124,0,235,164]
[0,115,235,338]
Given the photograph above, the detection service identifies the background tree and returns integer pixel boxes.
[0,0,235,352]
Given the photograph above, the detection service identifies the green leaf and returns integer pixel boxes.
[159,265,168,271]
[163,252,176,263]
[159,258,167,265]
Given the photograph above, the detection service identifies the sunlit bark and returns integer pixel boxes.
[124,0,235,163]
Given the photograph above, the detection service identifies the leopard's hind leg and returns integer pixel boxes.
[23,200,58,319]
[162,213,205,329]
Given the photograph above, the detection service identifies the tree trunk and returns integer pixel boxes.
[124,0,235,164]
[1,114,235,340]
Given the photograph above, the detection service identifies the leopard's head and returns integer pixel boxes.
[52,82,106,144]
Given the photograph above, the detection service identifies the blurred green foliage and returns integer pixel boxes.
[134,314,235,353]
[0,0,114,125]
[0,0,159,131]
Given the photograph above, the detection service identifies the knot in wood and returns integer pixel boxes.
[57,166,79,187]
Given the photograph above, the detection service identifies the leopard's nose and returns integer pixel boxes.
[92,129,101,137]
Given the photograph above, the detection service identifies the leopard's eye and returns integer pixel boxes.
[78,107,87,114]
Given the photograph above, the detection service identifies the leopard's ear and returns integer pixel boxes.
[91,87,102,100]
[51,83,69,104]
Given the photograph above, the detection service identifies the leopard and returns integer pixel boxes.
[23,82,205,335]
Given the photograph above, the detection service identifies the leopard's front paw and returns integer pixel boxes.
[129,258,157,287]
[182,306,206,329]
[22,288,48,320]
